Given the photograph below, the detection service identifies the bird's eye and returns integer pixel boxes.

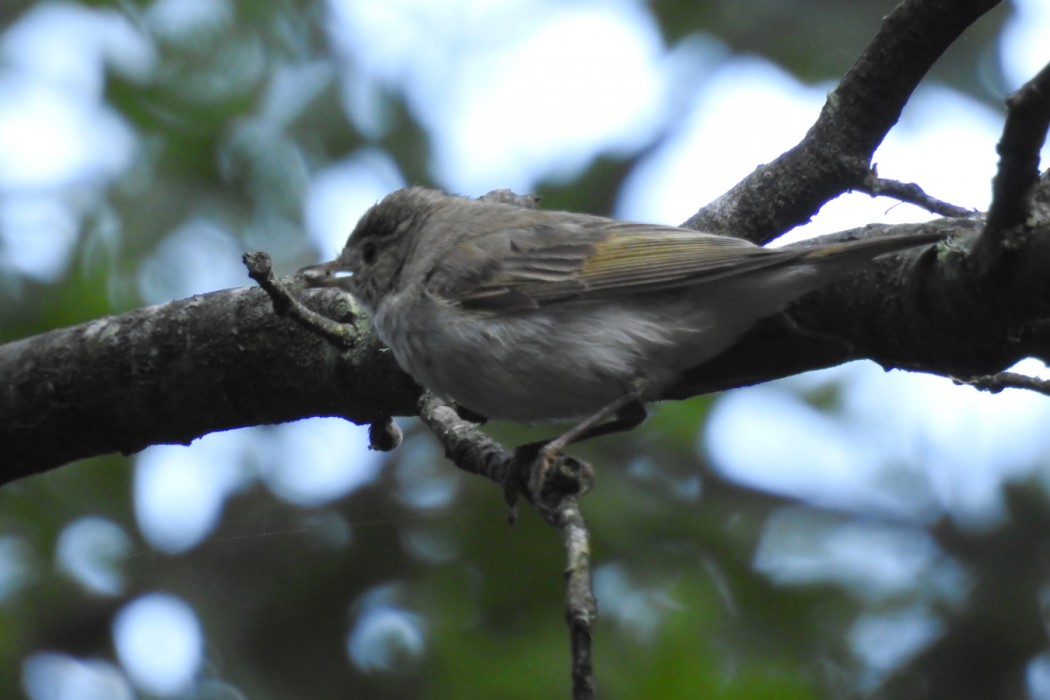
[361,242,377,265]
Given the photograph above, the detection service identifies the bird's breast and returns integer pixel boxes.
[372,296,689,422]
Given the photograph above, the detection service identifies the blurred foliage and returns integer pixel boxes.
[648,0,1011,102]
[3,1,1047,699]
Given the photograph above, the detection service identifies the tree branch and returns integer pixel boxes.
[6,211,1050,484]
[415,393,598,699]
[0,285,418,484]
[985,61,1050,233]
[4,0,1044,492]
[243,251,356,349]
[971,59,1050,280]
[856,174,972,217]
[685,0,1001,243]
[953,371,1050,397]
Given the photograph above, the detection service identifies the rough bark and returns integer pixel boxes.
[5,0,1045,490]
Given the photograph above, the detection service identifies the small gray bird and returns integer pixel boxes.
[300,187,942,488]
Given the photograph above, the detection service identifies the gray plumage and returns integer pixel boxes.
[301,187,943,423]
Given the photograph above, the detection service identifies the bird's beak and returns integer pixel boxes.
[297,259,354,290]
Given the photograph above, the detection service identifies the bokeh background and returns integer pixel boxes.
[3,0,1050,698]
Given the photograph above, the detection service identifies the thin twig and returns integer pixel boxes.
[557,496,598,700]
[953,371,1050,397]
[858,175,972,217]
[477,189,541,208]
[416,392,517,487]
[244,251,406,450]
[416,392,599,699]
[242,251,357,349]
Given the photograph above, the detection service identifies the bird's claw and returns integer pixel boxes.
[503,443,595,523]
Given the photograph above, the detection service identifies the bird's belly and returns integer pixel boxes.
[374,301,685,423]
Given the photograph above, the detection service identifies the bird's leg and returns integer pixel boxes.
[542,393,647,455]
[513,380,648,504]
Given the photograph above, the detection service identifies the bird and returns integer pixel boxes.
[300,187,944,498]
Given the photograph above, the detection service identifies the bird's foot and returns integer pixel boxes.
[503,442,595,523]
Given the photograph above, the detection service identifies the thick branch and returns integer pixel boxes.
[5,214,1050,484]
[985,61,1050,233]
[685,0,1001,243]
[0,286,418,484]
[1,0,1038,489]
[971,59,1050,282]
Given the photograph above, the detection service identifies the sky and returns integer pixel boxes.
[4,0,1050,697]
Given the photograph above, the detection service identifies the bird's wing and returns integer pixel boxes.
[427,219,797,311]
